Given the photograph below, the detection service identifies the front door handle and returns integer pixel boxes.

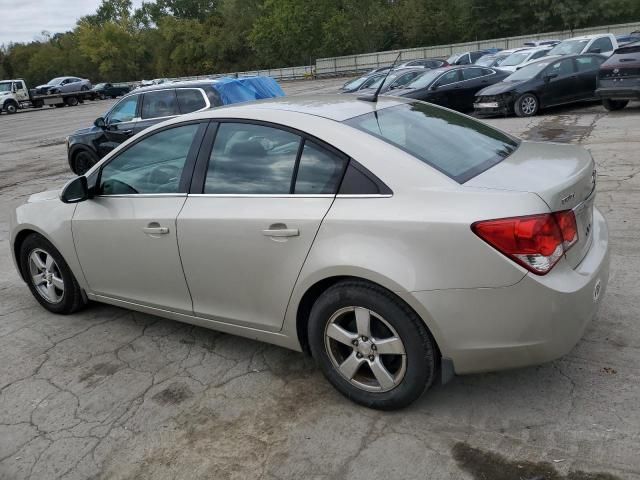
[262,225,299,237]
[120,129,133,136]
[143,222,169,235]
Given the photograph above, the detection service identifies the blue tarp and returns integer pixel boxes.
[213,76,285,105]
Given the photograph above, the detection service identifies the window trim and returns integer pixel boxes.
[190,118,354,197]
[93,120,209,198]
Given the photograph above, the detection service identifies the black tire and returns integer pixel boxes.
[514,93,539,117]
[81,85,89,91]
[19,233,86,315]
[308,280,437,410]
[3,101,18,114]
[33,100,44,109]
[602,99,628,111]
[72,150,99,175]
[66,96,79,107]
[54,103,65,108]
[98,93,106,100]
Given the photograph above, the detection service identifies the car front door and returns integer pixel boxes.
[425,70,461,109]
[73,121,207,312]
[13,80,29,102]
[539,58,576,106]
[133,89,180,135]
[177,121,348,331]
[97,94,141,157]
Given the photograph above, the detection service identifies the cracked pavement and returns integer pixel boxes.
[1,79,639,479]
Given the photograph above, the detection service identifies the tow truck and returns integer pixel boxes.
[0,78,95,114]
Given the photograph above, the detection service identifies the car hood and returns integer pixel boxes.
[35,84,54,90]
[71,125,101,136]
[477,80,527,96]
[27,189,61,203]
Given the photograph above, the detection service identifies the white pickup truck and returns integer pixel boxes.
[0,78,95,114]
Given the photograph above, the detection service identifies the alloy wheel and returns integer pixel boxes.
[28,248,64,304]
[324,306,407,392]
[521,96,537,115]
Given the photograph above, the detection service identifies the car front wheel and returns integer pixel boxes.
[19,234,86,314]
[308,280,437,410]
[514,93,539,117]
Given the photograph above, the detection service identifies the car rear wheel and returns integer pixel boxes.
[19,234,86,314]
[602,99,628,111]
[514,93,539,117]
[66,96,79,107]
[308,280,437,410]
[73,150,99,175]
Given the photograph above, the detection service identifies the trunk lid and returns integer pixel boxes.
[466,141,596,268]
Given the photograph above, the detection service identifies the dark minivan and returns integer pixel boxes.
[67,77,284,174]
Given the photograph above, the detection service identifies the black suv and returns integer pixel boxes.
[66,77,284,174]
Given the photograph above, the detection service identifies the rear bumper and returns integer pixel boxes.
[403,207,609,375]
[595,86,640,100]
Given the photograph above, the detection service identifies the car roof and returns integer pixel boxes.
[187,94,413,122]
[564,34,610,40]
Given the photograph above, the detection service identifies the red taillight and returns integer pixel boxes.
[472,210,579,275]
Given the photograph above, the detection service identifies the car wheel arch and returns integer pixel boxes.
[13,228,55,282]
[69,146,99,173]
[293,275,443,363]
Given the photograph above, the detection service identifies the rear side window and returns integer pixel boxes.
[141,89,179,119]
[462,68,485,80]
[294,142,347,194]
[176,89,207,113]
[344,102,519,183]
[205,123,301,194]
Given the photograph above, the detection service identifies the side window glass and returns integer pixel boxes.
[205,123,300,194]
[549,59,573,76]
[457,54,471,65]
[462,68,484,80]
[481,68,494,76]
[107,96,138,124]
[531,50,548,60]
[176,89,207,114]
[99,124,199,195]
[141,89,178,119]
[295,142,347,194]
[435,70,459,86]
[576,57,596,72]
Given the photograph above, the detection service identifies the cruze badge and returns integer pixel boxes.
[561,192,575,205]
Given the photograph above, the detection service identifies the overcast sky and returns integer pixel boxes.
[0,0,143,46]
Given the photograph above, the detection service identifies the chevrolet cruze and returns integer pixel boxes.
[10,96,609,409]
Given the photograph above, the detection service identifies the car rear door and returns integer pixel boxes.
[134,89,180,135]
[73,121,207,312]
[574,55,605,99]
[177,121,348,331]
[456,67,493,111]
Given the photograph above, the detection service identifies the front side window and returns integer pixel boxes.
[530,50,549,60]
[344,102,519,183]
[99,124,199,195]
[176,89,207,113]
[575,56,602,72]
[205,123,301,194]
[435,70,460,86]
[294,142,347,194]
[107,96,139,124]
[141,89,179,119]
[549,58,574,77]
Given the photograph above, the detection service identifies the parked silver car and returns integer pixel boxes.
[34,76,92,95]
[10,95,609,409]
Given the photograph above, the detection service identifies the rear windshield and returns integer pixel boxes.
[344,102,519,183]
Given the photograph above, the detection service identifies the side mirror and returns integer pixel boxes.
[430,84,439,90]
[94,117,106,128]
[60,176,89,203]
[544,73,558,82]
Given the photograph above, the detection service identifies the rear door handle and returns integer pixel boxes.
[262,227,299,237]
[120,129,133,135]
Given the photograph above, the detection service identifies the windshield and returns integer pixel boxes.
[500,52,530,66]
[0,82,12,92]
[404,69,443,89]
[368,71,405,89]
[475,55,496,66]
[344,77,368,90]
[344,102,518,183]
[505,60,551,81]
[47,77,64,85]
[548,39,589,56]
